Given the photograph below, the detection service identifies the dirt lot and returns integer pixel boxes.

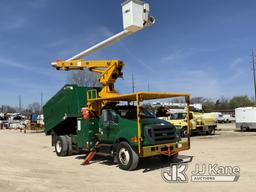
[1,123,256,192]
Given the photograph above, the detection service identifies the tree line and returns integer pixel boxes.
[192,96,255,112]
[0,102,42,114]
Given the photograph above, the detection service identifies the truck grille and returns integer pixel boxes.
[145,125,176,145]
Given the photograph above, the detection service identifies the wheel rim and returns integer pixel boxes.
[119,148,130,166]
[183,129,188,136]
[56,140,62,153]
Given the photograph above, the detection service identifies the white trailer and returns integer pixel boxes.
[235,107,256,131]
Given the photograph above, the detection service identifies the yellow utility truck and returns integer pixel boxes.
[168,111,217,136]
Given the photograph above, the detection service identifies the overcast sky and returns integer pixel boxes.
[0,0,256,107]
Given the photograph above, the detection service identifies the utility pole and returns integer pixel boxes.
[252,49,256,102]
[19,95,21,113]
[40,91,43,114]
[147,81,150,92]
[132,74,135,93]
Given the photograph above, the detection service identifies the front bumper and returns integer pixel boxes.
[141,141,190,158]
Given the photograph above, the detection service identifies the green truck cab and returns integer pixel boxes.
[44,85,191,170]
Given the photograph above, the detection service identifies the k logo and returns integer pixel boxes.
[161,164,188,183]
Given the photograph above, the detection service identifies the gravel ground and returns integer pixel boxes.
[0,123,256,192]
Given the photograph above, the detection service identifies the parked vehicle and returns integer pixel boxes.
[222,114,235,123]
[8,114,27,129]
[214,112,224,123]
[0,115,8,129]
[235,107,256,131]
[167,112,217,136]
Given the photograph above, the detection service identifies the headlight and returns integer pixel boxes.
[177,143,182,148]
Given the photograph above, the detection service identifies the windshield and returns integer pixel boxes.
[171,113,186,120]
[116,106,155,119]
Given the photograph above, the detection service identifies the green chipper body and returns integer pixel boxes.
[43,84,98,135]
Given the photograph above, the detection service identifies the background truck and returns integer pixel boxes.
[222,114,235,123]
[44,85,191,170]
[235,107,256,131]
[167,112,217,136]
[214,112,224,123]
[214,112,234,123]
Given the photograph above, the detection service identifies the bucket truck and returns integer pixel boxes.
[44,0,191,170]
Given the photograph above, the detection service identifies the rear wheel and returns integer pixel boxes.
[65,135,73,155]
[116,142,139,171]
[207,126,216,135]
[55,136,69,156]
[241,126,248,132]
[159,153,178,162]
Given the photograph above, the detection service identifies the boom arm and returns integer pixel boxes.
[52,59,124,98]
[51,0,155,102]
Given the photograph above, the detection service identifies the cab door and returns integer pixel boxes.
[100,109,120,143]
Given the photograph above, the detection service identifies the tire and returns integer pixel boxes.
[207,126,215,135]
[159,153,178,162]
[180,127,188,137]
[241,126,248,132]
[116,141,139,171]
[55,136,69,156]
[65,135,73,155]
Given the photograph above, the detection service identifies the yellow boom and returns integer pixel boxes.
[52,59,124,98]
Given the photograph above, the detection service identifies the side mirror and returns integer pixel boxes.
[102,109,109,122]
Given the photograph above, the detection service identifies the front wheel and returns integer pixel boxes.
[180,127,188,137]
[116,142,139,171]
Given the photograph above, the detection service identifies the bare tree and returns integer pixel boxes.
[202,100,215,112]
[28,102,41,114]
[67,70,101,87]
[171,97,185,103]
[190,97,207,104]
[0,105,16,113]
[215,96,229,110]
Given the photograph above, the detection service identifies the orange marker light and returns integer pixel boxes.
[131,137,138,143]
